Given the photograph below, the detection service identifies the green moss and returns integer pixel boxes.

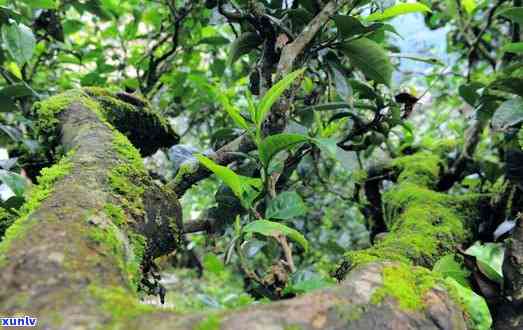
[352,169,368,183]
[107,132,150,290]
[100,203,146,290]
[112,131,145,172]
[109,131,147,217]
[101,202,146,289]
[346,184,471,268]
[344,151,481,270]
[86,209,145,289]
[88,285,156,323]
[108,164,145,215]
[127,232,146,289]
[519,127,523,150]
[88,221,126,274]
[83,87,178,155]
[391,152,441,188]
[170,161,198,188]
[421,138,457,155]
[371,264,438,311]
[284,325,303,330]
[194,314,222,330]
[104,203,126,227]
[31,91,105,160]
[332,303,366,322]
[0,153,73,264]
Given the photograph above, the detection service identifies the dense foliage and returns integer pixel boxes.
[0,0,522,328]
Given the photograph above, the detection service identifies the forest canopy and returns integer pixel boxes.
[0,0,522,329]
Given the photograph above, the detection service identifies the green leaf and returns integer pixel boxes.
[462,0,477,14]
[329,64,352,103]
[350,79,381,100]
[243,220,308,251]
[366,3,431,21]
[283,275,335,294]
[81,0,112,20]
[490,78,523,97]
[464,241,505,284]
[245,90,257,122]
[258,133,309,168]
[341,38,393,86]
[287,8,314,27]
[502,42,523,54]
[266,191,308,220]
[228,32,262,65]
[0,124,21,141]
[26,0,57,9]
[63,19,84,35]
[256,68,306,128]
[445,278,492,330]
[199,36,230,46]
[210,86,251,130]
[0,7,23,24]
[333,15,382,39]
[458,82,484,107]
[313,138,338,157]
[0,96,17,113]
[196,155,262,207]
[491,97,523,131]
[1,22,36,65]
[433,255,471,287]
[498,6,523,25]
[0,169,28,197]
[202,253,225,275]
[393,54,444,66]
[0,83,33,98]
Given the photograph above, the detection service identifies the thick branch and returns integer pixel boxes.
[0,91,183,328]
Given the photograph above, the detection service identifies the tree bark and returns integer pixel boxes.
[0,90,182,329]
[0,91,478,329]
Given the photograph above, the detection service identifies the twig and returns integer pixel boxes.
[275,234,296,273]
[467,0,507,79]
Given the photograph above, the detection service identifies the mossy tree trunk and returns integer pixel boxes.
[0,90,489,329]
[0,91,182,329]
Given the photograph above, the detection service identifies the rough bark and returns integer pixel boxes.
[496,218,523,330]
[0,90,182,329]
[0,91,479,329]
[133,262,467,330]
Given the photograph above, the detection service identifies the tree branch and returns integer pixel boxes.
[437,119,486,191]
[276,0,351,78]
